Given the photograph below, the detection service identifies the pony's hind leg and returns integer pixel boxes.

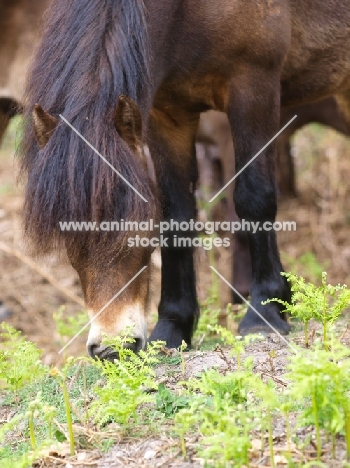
[228,70,291,336]
[335,90,350,133]
[147,108,200,348]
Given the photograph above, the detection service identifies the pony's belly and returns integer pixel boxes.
[281,58,350,107]
[153,73,231,115]
[281,2,350,106]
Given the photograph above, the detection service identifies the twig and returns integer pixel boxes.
[185,353,205,364]
[214,344,234,370]
[46,455,99,466]
[260,370,288,387]
[0,241,84,306]
[196,333,206,349]
[340,324,350,342]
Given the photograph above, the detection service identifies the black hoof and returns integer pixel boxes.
[149,320,192,349]
[238,302,290,336]
[239,321,290,337]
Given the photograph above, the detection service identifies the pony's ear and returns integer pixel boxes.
[114,95,142,151]
[32,104,59,148]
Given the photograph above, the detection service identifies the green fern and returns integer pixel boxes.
[156,384,189,417]
[175,367,255,466]
[0,323,45,398]
[90,332,164,427]
[264,272,350,347]
[286,337,350,460]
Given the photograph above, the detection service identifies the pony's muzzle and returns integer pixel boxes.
[87,336,144,361]
[86,302,148,360]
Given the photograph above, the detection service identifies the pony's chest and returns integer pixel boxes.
[154,73,230,114]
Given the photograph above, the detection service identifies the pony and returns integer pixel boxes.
[21,0,350,359]
[196,97,349,301]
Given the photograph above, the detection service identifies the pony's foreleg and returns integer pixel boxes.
[147,110,200,348]
[232,217,252,302]
[228,70,291,335]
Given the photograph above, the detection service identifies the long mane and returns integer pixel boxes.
[20,0,158,255]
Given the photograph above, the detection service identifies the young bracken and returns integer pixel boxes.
[21,0,350,358]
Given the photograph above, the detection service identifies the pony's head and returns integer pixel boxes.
[32,96,158,360]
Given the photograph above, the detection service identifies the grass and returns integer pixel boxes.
[0,359,102,461]
[0,272,350,467]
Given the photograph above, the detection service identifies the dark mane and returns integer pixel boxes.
[20,0,158,254]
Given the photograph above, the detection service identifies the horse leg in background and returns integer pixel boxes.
[232,218,252,303]
[196,111,259,304]
[276,96,350,198]
[228,71,291,336]
[276,136,296,198]
[203,112,252,304]
[221,138,253,303]
[147,108,200,348]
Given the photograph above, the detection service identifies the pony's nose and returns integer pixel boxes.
[87,337,144,360]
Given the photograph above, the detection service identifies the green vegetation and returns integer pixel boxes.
[0,272,350,467]
[0,324,45,398]
[265,271,350,347]
[90,332,164,427]
[287,338,350,460]
[53,306,89,350]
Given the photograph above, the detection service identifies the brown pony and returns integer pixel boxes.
[196,97,349,301]
[21,0,350,359]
